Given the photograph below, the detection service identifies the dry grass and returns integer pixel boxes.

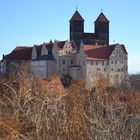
[0,69,140,140]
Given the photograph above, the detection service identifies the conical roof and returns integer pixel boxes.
[70,10,84,21]
[95,12,109,23]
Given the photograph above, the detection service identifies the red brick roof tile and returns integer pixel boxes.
[4,46,33,60]
[84,44,116,60]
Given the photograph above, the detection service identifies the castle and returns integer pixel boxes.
[0,10,128,87]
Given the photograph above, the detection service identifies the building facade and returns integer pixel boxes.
[1,10,128,87]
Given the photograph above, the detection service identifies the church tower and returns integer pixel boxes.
[95,12,109,45]
[70,10,84,46]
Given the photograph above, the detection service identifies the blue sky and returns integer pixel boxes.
[0,0,140,74]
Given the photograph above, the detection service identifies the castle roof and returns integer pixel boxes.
[95,12,109,23]
[84,44,126,61]
[33,54,55,61]
[4,46,33,60]
[70,10,84,21]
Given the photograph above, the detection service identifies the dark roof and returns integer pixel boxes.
[45,43,53,52]
[70,10,84,21]
[34,42,53,55]
[83,33,96,39]
[84,44,116,60]
[4,46,33,60]
[57,41,66,49]
[33,54,55,61]
[95,12,109,23]
[69,65,82,68]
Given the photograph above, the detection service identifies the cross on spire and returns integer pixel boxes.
[76,5,78,10]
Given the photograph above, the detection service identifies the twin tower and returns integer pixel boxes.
[70,10,109,46]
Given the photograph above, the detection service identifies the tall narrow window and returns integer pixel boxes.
[83,61,85,65]
[102,61,104,65]
[71,60,73,65]
[96,61,98,65]
[63,59,65,64]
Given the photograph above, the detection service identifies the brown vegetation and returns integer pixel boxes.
[0,70,140,140]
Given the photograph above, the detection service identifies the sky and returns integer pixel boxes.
[0,0,140,74]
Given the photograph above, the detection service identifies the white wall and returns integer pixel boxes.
[41,44,48,56]
[109,45,128,85]
[59,54,76,76]
[32,46,37,60]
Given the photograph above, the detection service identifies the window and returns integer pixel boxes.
[83,61,85,65]
[63,68,65,71]
[115,60,117,64]
[122,61,123,64]
[96,61,98,65]
[111,68,113,71]
[71,60,73,65]
[107,61,109,65]
[63,59,65,64]
[91,61,93,65]
[111,60,113,64]
[102,61,104,65]
[104,68,106,72]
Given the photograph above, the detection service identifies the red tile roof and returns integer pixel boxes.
[56,41,66,49]
[4,46,33,60]
[84,44,124,61]
[70,10,84,21]
[95,12,109,23]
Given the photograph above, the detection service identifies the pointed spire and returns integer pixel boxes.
[95,12,109,23]
[70,10,84,21]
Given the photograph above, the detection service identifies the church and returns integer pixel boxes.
[0,10,128,87]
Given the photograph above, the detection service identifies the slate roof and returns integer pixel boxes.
[95,12,109,23]
[70,10,84,21]
[33,54,55,61]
